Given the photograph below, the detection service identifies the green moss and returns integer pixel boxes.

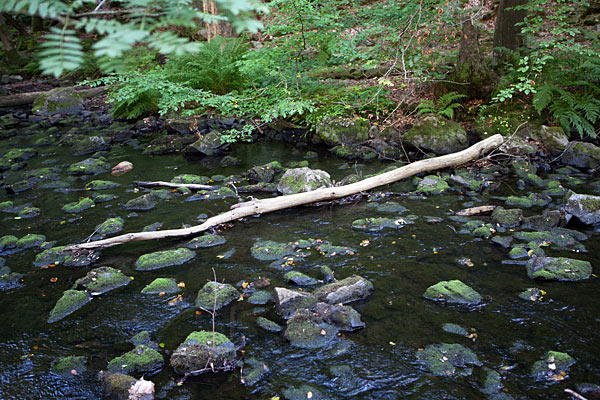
[18,207,40,218]
[509,246,529,259]
[0,235,18,251]
[96,217,124,235]
[124,193,157,211]
[519,288,544,301]
[416,343,482,376]
[472,225,495,239]
[135,248,195,270]
[506,193,551,208]
[284,271,319,286]
[141,278,181,294]
[93,194,118,203]
[416,175,450,195]
[3,148,37,162]
[62,197,95,213]
[208,186,237,200]
[442,323,468,336]
[194,281,240,310]
[48,290,91,323]
[492,207,522,228]
[52,355,87,376]
[526,257,592,281]
[75,267,131,295]
[351,217,404,231]
[315,116,369,146]
[531,351,575,381]
[22,167,61,183]
[403,115,468,154]
[250,240,295,261]
[130,331,153,347]
[241,358,270,386]
[330,145,377,160]
[248,290,272,305]
[85,180,120,190]
[170,331,235,373]
[68,157,110,175]
[0,201,14,212]
[107,345,164,374]
[284,309,339,349]
[256,316,282,332]
[277,167,332,194]
[513,231,584,251]
[15,234,46,250]
[423,280,482,305]
[186,234,226,249]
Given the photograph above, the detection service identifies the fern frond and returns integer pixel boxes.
[532,84,554,113]
[437,92,466,110]
[38,27,84,77]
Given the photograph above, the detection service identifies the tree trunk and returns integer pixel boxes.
[66,134,504,251]
[493,0,528,62]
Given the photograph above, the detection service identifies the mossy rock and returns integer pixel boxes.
[107,345,164,375]
[244,161,284,183]
[256,316,282,332]
[313,275,374,305]
[513,231,585,251]
[96,217,124,236]
[442,323,468,336]
[100,371,137,399]
[0,235,18,252]
[526,257,592,281]
[251,240,296,261]
[186,234,226,249]
[277,167,332,194]
[329,145,377,160]
[85,180,120,190]
[171,174,210,185]
[284,308,339,349]
[562,141,600,169]
[18,206,41,218]
[314,116,369,146]
[564,192,600,225]
[130,331,155,347]
[519,287,545,301]
[509,246,529,259]
[75,266,131,295]
[62,197,95,213]
[491,236,513,248]
[282,384,329,400]
[351,217,405,231]
[423,280,482,305]
[415,175,450,195]
[48,289,92,323]
[15,234,46,250]
[52,355,87,376]
[315,302,365,331]
[68,157,110,175]
[472,224,495,239]
[34,246,100,267]
[135,248,195,271]
[491,207,522,228]
[0,201,15,213]
[0,272,24,290]
[141,278,181,294]
[448,172,485,192]
[248,290,272,305]
[2,147,37,162]
[170,331,235,374]
[241,358,270,387]
[22,167,61,183]
[194,281,240,311]
[284,271,319,286]
[403,115,468,155]
[506,193,551,208]
[220,156,241,167]
[416,343,482,376]
[531,351,575,381]
[123,193,157,211]
[274,287,317,318]
[32,87,84,116]
[208,186,237,200]
[314,242,356,257]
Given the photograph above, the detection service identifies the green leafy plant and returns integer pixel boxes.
[416,92,466,119]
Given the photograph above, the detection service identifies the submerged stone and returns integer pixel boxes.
[282,384,329,400]
[274,287,317,318]
[75,266,131,295]
[2,147,37,162]
[0,272,23,290]
[442,323,468,336]
[68,157,110,175]
[526,257,592,281]
[194,281,240,311]
[284,308,339,349]
[22,167,61,184]
[257,316,282,332]
[141,278,181,294]
[18,206,40,218]
[186,234,226,249]
[170,331,236,374]
[531,351,575,381]
[423,280,482,305]
[123,193,157,211]
[366,201,408,213]
[241,358,270,387]
[48,289,92,323]
[107,345,164,375]
[284,271,319,286]
[52,355,87,376]
[62,197,95,213]
[85,180,120,190]
[313,275,374,305]
[135,248,195,271]
[351,217,405,231]
[248,290,272,305]
[16,235,46,252]
[251,240,295,261]
[130,331,155,348]
[519,288,545,301]
[277,167,332,194]
[416,343,482,376]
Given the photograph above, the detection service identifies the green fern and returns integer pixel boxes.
[38,27,84,77]
[416,92,466,120]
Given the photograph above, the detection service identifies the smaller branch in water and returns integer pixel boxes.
[133,181,216,191]
[565,389,589,400]
[455,205,496,216]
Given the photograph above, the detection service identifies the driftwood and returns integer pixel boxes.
[134,181,216,191]
[67,134,504,251]
[455,205,497,216]
[0,86,106,108]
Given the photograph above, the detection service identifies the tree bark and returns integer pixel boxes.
[66,134,504,251]
[493,0,528,61]
[0,86,106,108]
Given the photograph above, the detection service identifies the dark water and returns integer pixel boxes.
[0,125,599,400]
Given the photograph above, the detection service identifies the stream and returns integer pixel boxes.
[0,117,599,400]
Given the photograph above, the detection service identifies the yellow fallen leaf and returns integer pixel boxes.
[177,282,185,288]
[270,397,280,400]
[241,282,249,289]
[389,341,396,346]
[307,392,313,399]
[237,294,244,302]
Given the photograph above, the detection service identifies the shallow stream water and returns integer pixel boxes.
[0,122,599,399]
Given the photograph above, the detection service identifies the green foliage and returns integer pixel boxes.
[416,92,466,120]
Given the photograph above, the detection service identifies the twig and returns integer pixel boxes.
[564,389,589,400]
[133,181,216,191]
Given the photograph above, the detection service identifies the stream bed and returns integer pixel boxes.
[0,117,599,400]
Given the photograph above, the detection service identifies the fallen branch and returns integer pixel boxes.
[67,134,504,251]
[134,180,216,191]
[565,389,589,400]
[0,86,106,108]
[455,205,497,216]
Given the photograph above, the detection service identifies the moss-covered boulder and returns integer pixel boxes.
[241,358,270,387]
[32,87,84,116]
[135,248,195,270]
[506,193,551,208]
[277,167,332,194]
[274,287,317,318]
[562,141,600,169]
[0,271,24,291]
[284,308,339,349]
[170,331,236,374]
[564,192,600,224]
[416,343,482,376]
[194,281,240,310]
[491,207,522,228]
[257,316,282,332]
[75,266,131,295]
[244,161,284,183]
[329,144,377,160]
[526,257,592,281]
[186,130,228,156]
[251,240,295,261]
[186,234,226,249]
[313,275,374,305]
[351,217,405,231]
[314,116,369,146]
[141,278,181,294]
[72,136,111,156]
[34,246,99,267]
[123,193,157,211]
[284,271,319,286]
[85,180,120,190]
[0,235,18,253]
[95,217,124,236]
[171,174,210,185]
[513,230,585,251]
[423,280,482,305]
[68,157,110,175]
[52,355,87,376]
[531,351,575,381]
[248,290,272,305]
[22,167,61,183]
[107,345,164,375]
[403,115,468,155]
[99,371,137,399]
[62,197,95,213]
[415,175,450,195]
[315,302,365,331]
[48,289,92,323]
